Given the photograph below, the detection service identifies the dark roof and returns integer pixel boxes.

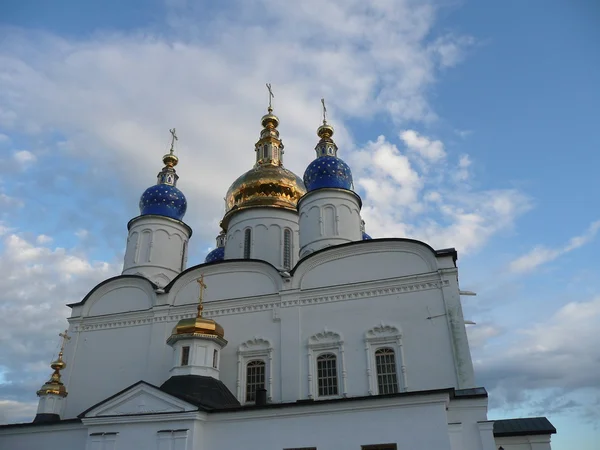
[211,386,487,414]
[493,417,557,437]
[0,418,81,430]
[1,385,486,429]
[160,375,240,410]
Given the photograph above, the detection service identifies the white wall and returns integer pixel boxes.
[225,208,300,270]
[122,215,191,287]
[0,423,87,450]
[298,189,362,258]
[60,242,470,418]
[495,435,553,450]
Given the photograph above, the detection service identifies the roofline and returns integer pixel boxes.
[290,238,458,276]
[78,380,161,417]
[0,386,487,429]
[67,275,158,308]
[69,239,457,308]
[297,187,363,209]
[127,214,193,237]
[0,418,82,430]
[211,386,486,413]
[163,258,281,292]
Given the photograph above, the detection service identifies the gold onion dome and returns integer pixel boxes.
[162,152,179,168]
[37,352,68,397]
[174,316,224,338]
[222,102,306,229]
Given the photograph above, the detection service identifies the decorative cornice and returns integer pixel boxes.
[71,278,449,331]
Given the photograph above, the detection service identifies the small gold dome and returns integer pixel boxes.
[173,316,224,338]
[37,354,68,397]
[222,165,306,228]
[261,112,279,129]
[162,152,179,168]
[317,122,334,139]
[50,358,66,371]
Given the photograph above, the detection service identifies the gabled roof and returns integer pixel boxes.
[160,375,240,409]
[493,417,557,437]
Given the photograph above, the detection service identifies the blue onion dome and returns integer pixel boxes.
[362,232,372,240]
[139,141,187,221]
[205,231,226,263]
[303,119,353,192]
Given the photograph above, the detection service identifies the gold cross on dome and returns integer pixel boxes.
[266,83,274,111]
[169,128,178,153]
[196,275,207,317]
[58,329,71,353]
[321,98,328,124]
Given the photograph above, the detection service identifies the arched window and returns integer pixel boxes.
[244,228,252,259]
[283,229,292,270]
[375,348,398,394]
[273,146,278,161]
[316,353,338,397]
[245,360,266,402]
[263,144,268,160]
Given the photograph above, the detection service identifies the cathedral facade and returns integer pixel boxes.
[0,101,556,450]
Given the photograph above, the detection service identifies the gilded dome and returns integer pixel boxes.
[173,316,225,339]
[223,165,306,225]
[221,105,306,229]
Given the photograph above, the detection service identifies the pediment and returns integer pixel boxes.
[83,381,197,417]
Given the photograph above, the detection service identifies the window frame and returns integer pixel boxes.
[237,337,273,403]
[374,347,399,395]
[245,359,267,402]
[307,330,346,399]
[243,228,252,259]
[316,352,339,397]
[365,324,406,395]
[181,346,190,367]
[283,228,292,270]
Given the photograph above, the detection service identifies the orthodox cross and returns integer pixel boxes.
[58,329,71,354]
[196,275,207,317]
[169,128,178,153]
[266,83,274,111]
[321,98,328,124]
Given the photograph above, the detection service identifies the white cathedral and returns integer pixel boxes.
[0,99,556,450]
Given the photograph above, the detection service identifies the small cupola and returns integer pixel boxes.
[167,275,227,379]
[34,330,71,423]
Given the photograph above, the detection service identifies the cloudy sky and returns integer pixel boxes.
[1,0,599,447]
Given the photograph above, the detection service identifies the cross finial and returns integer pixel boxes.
[321,98,328,124]
[58,330,71,354]
[196,275,207,318]
[169,128,178,154]
[266,83,274,112]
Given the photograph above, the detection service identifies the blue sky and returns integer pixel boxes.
[1,1,599,448]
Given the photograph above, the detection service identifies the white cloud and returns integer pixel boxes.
[0,228,120,424]
[0,1,476,244]
[36,234,53,244]
[475,297,600,418]
[13,150,36,165]
[352,135,530,253]
[509,220,600,273]
[400,129,446,162]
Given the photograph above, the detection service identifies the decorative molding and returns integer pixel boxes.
[308,329,343,347]
[293,240,440,289]
[72,278,449,331]
[365,323,407,394]
[237,337,274,402]
[307,329,346,399]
